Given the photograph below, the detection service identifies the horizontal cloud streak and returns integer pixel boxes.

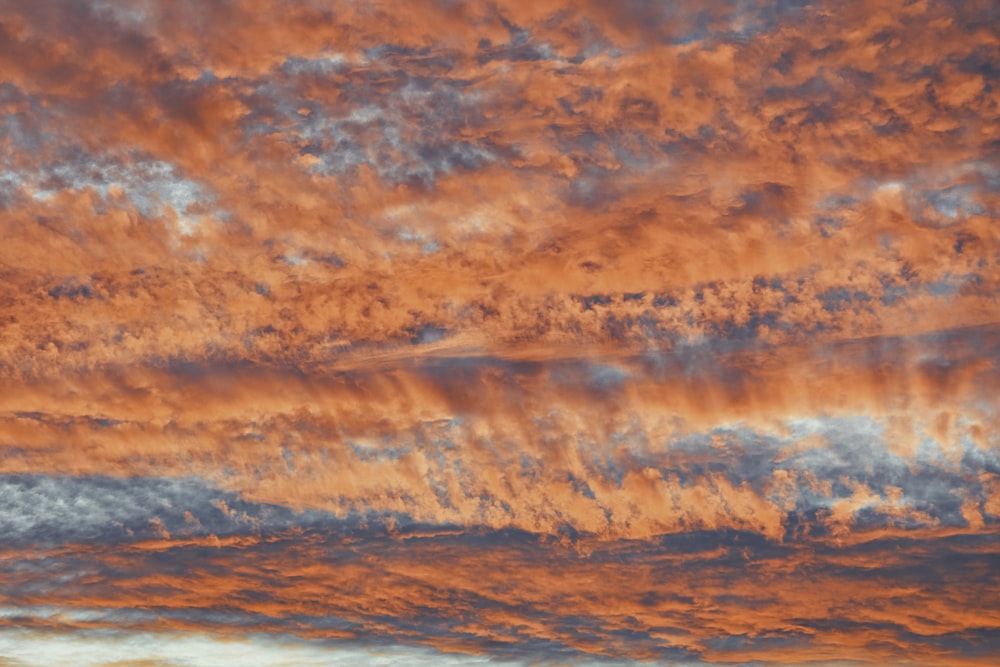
[0,629,522,667]
[1,528,997,665]
[0,474,345,546]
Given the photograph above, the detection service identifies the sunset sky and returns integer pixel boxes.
[1,0,999,665]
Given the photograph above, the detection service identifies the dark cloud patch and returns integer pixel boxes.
[475,31,561,65]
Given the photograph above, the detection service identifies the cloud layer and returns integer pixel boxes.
[0,0,998,665]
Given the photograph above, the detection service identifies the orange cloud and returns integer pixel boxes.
[0,0,997,664]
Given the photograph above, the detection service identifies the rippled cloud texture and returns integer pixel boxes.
[1,0,999,665]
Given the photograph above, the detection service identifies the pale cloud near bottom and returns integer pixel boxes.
[0,625,882,667]
[0,629,503,667]
[0,626,684,667]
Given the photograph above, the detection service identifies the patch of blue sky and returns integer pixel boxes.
[670,0,813,45]
[880,282,909,305]
[866,160,999,224]
[85,0,153,27]
[0,170,21,207]
[921,183,984,219]
[409,324,448,344]
[0,474,336,547]
[244,69,494,185]
[293,107,397,174]
[924,272,980,297]
[345,438,411,463]
[644,416,970,505]
[780,417,989,516]
[588,363,631,388]
[815,193,860,211]
[20,150,217,229]
[396,228,441,254]
[281,53,352,76]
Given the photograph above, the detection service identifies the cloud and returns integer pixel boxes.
[0,528,996,665]
[0,474,344,547]
[0,323,997,541]
[0,0,997,664]
[0,628,517,667]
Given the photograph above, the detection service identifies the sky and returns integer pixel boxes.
[0,0,998,665]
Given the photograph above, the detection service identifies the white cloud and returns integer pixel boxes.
[0,628,502,667]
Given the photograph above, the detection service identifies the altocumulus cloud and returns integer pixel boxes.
[0,0,998,665]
